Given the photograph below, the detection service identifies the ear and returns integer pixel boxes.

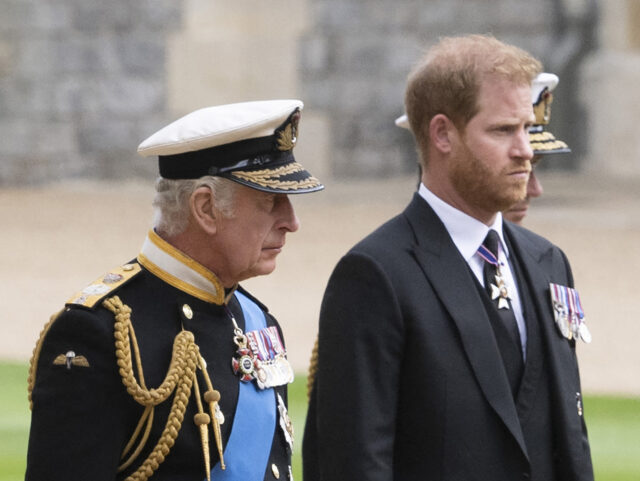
[190,186,218,235]
[429,113,456,154]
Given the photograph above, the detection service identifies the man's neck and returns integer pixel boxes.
[423,177,497,226]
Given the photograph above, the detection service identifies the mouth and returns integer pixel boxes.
[508,169,531,180]
[262,244,284,252]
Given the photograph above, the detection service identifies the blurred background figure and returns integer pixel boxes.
[505,72,571,224]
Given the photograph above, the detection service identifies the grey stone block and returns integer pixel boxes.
[31,0,74,32]
[50,34,120,75]
[31,121,77,156]
[73,75,163,117]
[116,34,166,76]
[0,0,33,34]
[312,0,368,31]
[0,119,31,155]
[72,0,136,33]
[133,0,184,31]
[14,37,56,77]
[299,34,330,75]
[0,37,16,77]
[77,117,146,154]
[489,0,551,29]
[0,78,53,116]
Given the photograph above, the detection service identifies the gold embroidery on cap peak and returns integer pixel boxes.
[231,163,322,191]
[529,130,569,152]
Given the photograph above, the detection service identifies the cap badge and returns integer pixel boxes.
[533,88,553,125]
[276,110,300,152]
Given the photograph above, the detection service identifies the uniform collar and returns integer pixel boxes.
[418,183,509,261]
[137,229,226,305]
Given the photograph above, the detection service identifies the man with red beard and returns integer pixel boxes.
[304,35,593,481]
[396,72,571,225]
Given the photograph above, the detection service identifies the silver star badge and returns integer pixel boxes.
[490,274,511,310]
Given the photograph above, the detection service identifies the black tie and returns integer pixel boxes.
[481,229,524,394]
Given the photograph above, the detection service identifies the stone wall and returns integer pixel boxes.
[299,0,596,177]
[581,0,640,177]
[6,0,639,184]
[0,0,182,185]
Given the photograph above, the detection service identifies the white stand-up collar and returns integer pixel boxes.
[138,230,226,305]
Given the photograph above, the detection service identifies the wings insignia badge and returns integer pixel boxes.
[53,350,90,369]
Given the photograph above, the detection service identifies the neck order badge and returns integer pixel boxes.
[477,230,513,310]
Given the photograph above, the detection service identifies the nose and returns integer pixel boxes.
[513,128,534,161]
[527,169,543,199]
[277,195,300,233]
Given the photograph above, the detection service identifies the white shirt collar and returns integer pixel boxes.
[418,183,509,259]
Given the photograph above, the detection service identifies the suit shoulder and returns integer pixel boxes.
[506,221,558,251]
[65,261,143,310]
[350,212,412,255]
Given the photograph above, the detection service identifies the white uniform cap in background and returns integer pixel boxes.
[531,72,559,106]
[529,72,570,155]
[395,114,410,130]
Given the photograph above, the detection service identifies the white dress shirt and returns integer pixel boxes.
[418,183,527,357]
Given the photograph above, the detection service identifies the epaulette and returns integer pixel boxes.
[65,262,142,309]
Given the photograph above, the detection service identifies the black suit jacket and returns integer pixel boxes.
[303,194,593,481]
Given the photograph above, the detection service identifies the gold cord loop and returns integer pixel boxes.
[103,295,211,481]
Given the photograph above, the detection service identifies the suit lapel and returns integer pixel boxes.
[503,224,572,380]
[504,223,591,476]
[403,195,528,459]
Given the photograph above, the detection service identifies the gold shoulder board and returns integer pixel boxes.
[65,263,142,308]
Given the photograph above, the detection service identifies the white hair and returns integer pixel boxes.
[152,176,237,237]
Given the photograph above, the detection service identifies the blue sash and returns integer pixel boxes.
[209,291,276,480]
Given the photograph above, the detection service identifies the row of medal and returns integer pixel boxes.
[232,326,295,390]
[246,327,295,389]
[549,282,591,343]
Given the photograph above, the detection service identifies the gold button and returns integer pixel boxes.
[122,264,134,271]
[182,304,193,319]
[271,463,280,479]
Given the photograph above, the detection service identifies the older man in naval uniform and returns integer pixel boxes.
[303,35,593,481]
[26,99,323,481]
